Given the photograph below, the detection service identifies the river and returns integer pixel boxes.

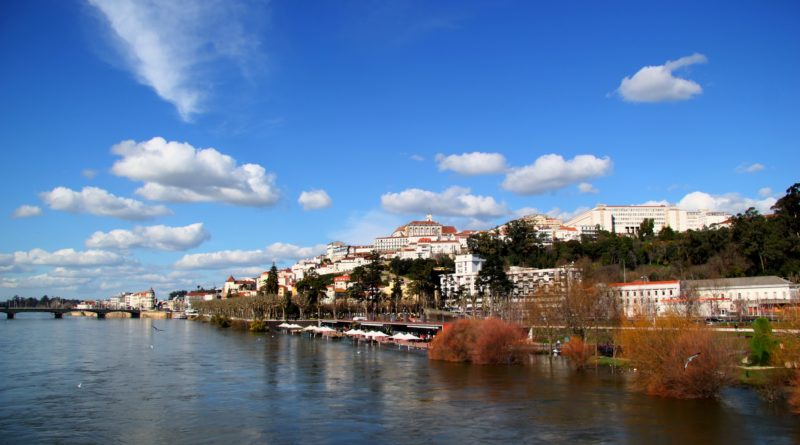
[1,314,798,444]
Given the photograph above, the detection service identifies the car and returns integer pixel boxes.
[352,316,367,321]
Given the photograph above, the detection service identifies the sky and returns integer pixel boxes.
[1,0,798,300]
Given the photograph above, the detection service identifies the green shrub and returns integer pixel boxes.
[249,319,268,332]
[210,314,231,328]
[750,317,777,366]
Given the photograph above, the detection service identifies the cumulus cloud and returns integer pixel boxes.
[298,189,332,211]
[502,154,612,195]
[12,205,42,218]
[88,0,263,121]
[40,186,171,220]
[578,182,599,194]
[86,223,210,251]
[82,169,98,179]
[110,137,279,206]
[758,187,773,198]
[381,186,509,218]
[435,152,507,175]
[175,242,326,269]
[11,248,125,267]
[617,53,707,102]
[678,191,776,214]
[736,163,765,174]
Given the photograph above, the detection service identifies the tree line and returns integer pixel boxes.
[1,295,80,308]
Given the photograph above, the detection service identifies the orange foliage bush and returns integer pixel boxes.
[620,315,735,399]
[561,336,593,369]
[430,318,524,364]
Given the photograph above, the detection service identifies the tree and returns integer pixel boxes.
[295,269,325,319]
[750,317,777,366]
[265,263,279,295]
[638,218,655,241]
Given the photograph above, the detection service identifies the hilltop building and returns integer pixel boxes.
[565,205,731,236]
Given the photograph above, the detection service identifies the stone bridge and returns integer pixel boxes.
[0,307,140,319]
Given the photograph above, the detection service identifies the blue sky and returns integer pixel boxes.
[1,0,798,300]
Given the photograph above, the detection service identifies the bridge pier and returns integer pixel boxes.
[54,313,63,319]
[6,312,14,319]
[130,311,140,319]
[96,312,106,319]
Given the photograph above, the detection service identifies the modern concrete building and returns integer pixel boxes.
[565,205,731,235]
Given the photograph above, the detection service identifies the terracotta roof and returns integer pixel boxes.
[226,275,235,282]
[442,226,457,234]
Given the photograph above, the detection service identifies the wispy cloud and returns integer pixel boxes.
[12,205,42,219]
[578,182,599,194]
[435,152,507,175]
[175,242,326,269]
[617,53,707,102]
[40,186,171,220]
[88,0,264,121]
[111,137,279,206]
[736,163,765,174]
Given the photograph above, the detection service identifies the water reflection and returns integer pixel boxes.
[0,316,797,444]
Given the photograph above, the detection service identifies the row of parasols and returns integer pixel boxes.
[276,322,423,341]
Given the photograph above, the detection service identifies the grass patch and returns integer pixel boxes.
[593,356,631,368]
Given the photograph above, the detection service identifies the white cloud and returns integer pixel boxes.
[617,53,707,102]
[677,191,776,214]
[12,205,42,218]
[639,200,671,206]
[546,206,591,222]
[513,207,541,219]
[40,186,171,220]
[330,210,406,246]
[736,163,765,174]
[82,169,98,179]
[175,242,326,270]
[11,248,125,267]
[298,189,332,211]
[502,154,612,195]
[88,0,262,121]
[758,187,773,198]
[578,182,599,194]
[110,137,279,206]
[410,154,425,162]
[435,152,507,175]
[381,186,509,218]
[86,223,210,251]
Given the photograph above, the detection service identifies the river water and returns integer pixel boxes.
[1,314,798,444]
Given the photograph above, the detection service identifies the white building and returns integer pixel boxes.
[507,265,581,301]
[439,254,486,300]
[374,214,460,255]
[607,276,799,318]
[682,276,798,318]
[222,276,257,298]
[119,288,157,310]
[607,280,682,318]
[439,255,580,310]
[565,205,731,235]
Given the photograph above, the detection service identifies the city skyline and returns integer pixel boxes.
[1,1,798,299]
